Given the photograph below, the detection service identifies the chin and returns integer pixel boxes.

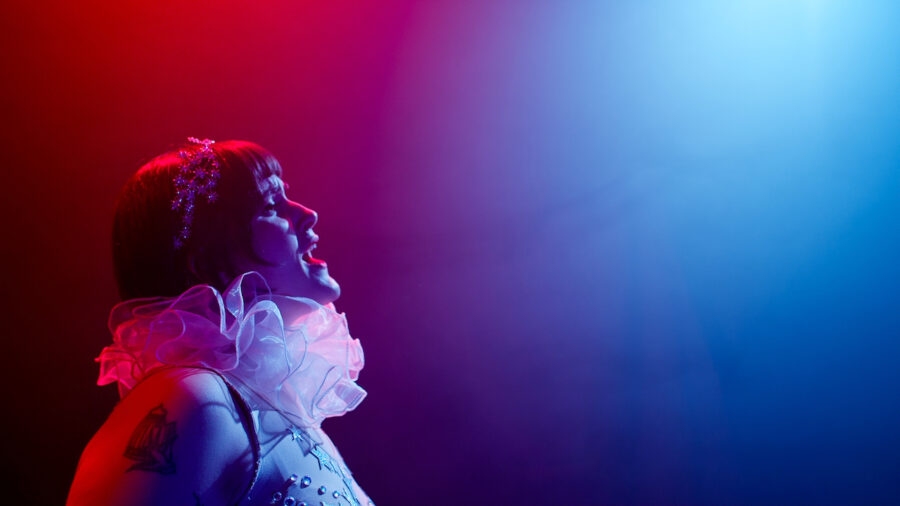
[314,279,341,305]
[263,264,340,303]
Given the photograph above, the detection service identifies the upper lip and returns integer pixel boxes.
[300,233,319,254]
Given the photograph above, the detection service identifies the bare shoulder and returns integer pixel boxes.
[67,368,256,506]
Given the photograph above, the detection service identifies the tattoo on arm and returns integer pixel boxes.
[123,404,178,474]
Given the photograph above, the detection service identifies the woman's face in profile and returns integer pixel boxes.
[237,174,340,304]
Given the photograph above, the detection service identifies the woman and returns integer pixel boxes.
[68,138,372,506]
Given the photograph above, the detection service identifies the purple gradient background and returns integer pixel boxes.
[2,1,899,504]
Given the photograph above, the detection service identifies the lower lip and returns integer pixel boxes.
[301,252,327,267]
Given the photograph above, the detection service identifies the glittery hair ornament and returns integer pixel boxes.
[171,137,221,249]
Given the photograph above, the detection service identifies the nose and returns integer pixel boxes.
[290,201,318,232]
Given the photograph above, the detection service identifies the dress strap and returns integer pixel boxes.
[188,366,262,506]
[203,368,262,505]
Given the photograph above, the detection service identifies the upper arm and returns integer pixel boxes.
[67,368,255,506]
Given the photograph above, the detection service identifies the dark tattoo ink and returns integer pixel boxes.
[123,404,177,474]
[193,491,204,505]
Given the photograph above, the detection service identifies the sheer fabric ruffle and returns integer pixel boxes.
[97,272,366,427]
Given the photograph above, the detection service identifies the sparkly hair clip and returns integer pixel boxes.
[171,137,221,249]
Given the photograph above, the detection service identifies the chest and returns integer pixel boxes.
[243,411,372,506]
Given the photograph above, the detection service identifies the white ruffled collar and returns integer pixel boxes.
[97,272,366,428]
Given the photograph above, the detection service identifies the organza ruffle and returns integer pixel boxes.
[97,272,365,427]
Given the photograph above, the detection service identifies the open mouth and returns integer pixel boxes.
[301,242,326,265]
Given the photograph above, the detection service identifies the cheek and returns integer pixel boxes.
[250,219,298,264]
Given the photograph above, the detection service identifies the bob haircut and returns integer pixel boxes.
[112,140,282,300]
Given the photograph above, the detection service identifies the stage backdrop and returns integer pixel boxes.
[2,1,899,504]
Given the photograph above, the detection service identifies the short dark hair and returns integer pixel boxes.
[112,140,283,300]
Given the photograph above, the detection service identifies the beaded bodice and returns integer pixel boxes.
[242,410,373,506]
